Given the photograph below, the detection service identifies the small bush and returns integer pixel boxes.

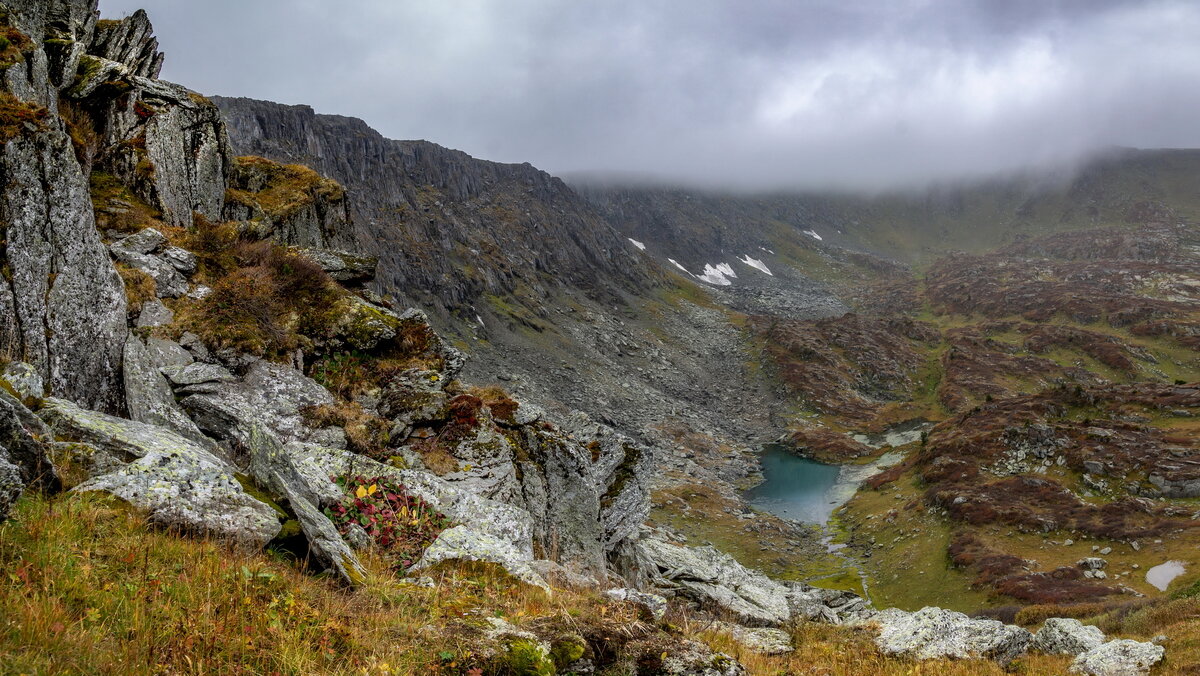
[58,99,100,170]
[324,474,451,569]
[115,262,155,314]
[468,385,519,424]
[176,220,342,357]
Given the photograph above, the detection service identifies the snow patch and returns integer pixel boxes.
[759,246,776,255]
[628,238,646,250]
[697,263,734,286]
[667,258,692,275]
[803,230,823,241]
[715,262,737,279]
[739,255,773,276]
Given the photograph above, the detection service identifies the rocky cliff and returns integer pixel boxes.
[213,96,659,321]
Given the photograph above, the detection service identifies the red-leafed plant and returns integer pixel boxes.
[324,474,452,569]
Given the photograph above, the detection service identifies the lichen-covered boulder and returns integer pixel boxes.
[0,388,58,491]
[123,334,211,448]
[618,638,746,676]
[245,426,366,585]
[637,537,791,626]
[1070,639,1165,676]
[722,624,794,655]
[284,443,546,589]
[605,587,668,621]
[41,398,280,547]
[1,361,44,400]
[787,582,873,625]
[298,248,377,284]
[872,607,1032,665]
[410,525,549,592]
[180,359,343,447]
[1032,618,1106,656]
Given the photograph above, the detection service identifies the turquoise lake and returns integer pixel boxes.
[744,444,843,524]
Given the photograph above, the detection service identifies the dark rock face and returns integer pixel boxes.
[213,96,657,318]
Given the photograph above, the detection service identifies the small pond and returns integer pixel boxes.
[744,444,843,524]
[1146,560,1187,592]
[746,444,908,525]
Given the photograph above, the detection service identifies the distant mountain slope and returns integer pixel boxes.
[213,96,660,323]
[575,148,1200,271]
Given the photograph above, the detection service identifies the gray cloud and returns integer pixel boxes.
[101,0,1200,190]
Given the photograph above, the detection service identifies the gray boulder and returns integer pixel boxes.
[297,248,377,284]
[0,389,58,492]
[109,246,189,298]
[122,334,212,448]
[1,362,44,400]
[41,398,280,547]
[637,537,791,626]
[1032,618,1106,656]
[722,624,794,655]
[0,455,23,522]
[0,387,58,520]
[1071,639,1165,675]
[873,607,1032,665]
[114,227,168,255]
[181,360,343,447]
[245,426,366,585]
[136,300,175,328]
[605,587,668,621]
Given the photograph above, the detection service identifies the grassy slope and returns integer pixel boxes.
[0,491,1112,676]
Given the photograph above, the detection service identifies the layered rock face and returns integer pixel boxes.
[213,96,658,318]
[0,0,127,413]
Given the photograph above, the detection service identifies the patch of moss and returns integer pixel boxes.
[493,638,555,676]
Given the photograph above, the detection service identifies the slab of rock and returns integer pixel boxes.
[0,388,58,520]
[181,360,343,447]
[113,227,167,255]
[109,246,189,298]
[245,426,366,585]
[135,299,175,328]
[411,525,549,592]
[723,624,794,655]
[1,362,44,400]
[873,607,1032,665]
[788,582,873,624]
[144,337,193,370]
[637,537,790,626]
[298,248,377,284]
[1032,618,1106,656]
[160,362,237,387]
[41,398,279,547]
[1070,639,1165,675]
[605,587,668,621]
[0,123,127,413]
[123,334,212,448]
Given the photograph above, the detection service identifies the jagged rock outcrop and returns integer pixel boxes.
[223,154,353,250]
[41,398,280,546]
[284,441,549,590]
[87,9,162,79]
[0,96,127,413]
[179,359,346,449]
[122,333,212,447]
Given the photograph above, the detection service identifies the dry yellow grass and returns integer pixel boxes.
[6,491,1200,674]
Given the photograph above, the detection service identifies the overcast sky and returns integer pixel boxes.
[100,0,1200,191]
